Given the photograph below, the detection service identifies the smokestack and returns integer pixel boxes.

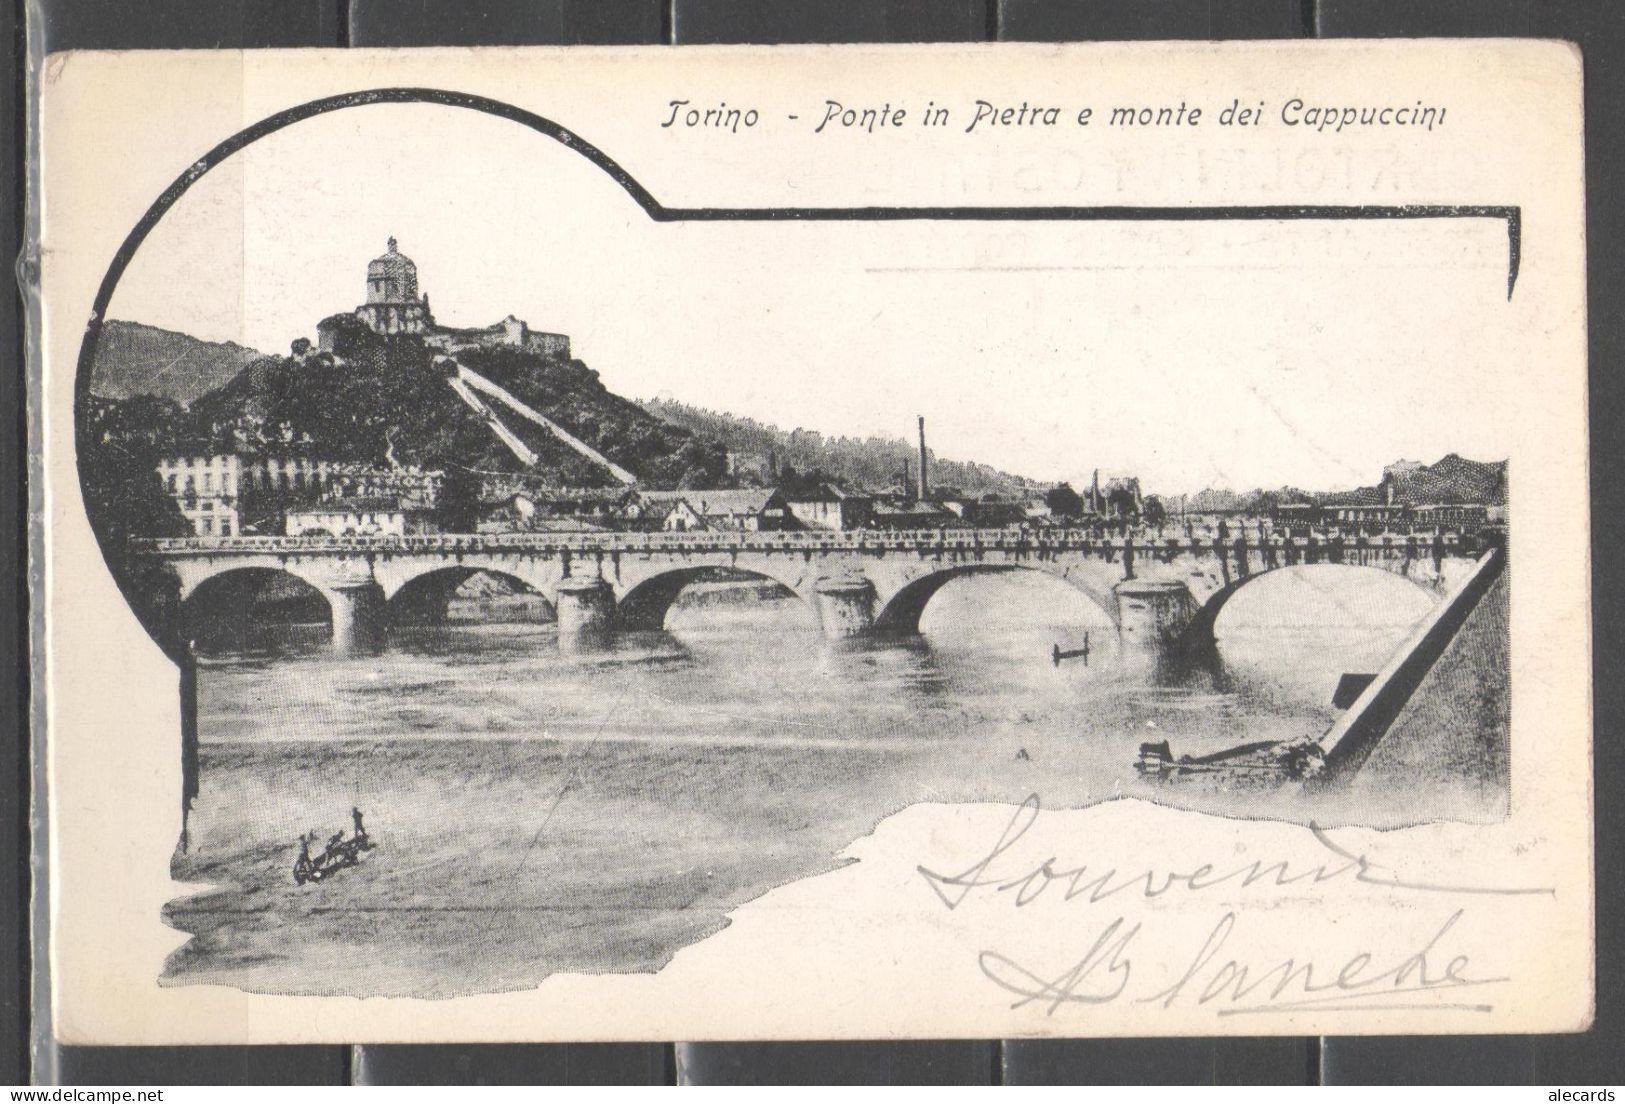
[916,416,929,501]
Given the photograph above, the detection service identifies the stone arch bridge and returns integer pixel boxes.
[135,528,1485,654]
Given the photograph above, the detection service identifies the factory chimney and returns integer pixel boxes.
[916,416,929,501]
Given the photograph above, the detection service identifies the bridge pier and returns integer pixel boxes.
[1114,579,1196,654]
[555,574,616,650]
[324,582,386,653]
[814,575,876,639]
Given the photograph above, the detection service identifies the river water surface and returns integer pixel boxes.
[165,567,1466,997]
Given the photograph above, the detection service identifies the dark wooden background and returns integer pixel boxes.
[6,0,1622,1085]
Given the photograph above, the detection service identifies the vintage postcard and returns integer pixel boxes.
[36,41,1590,1042]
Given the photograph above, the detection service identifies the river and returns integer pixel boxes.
[163,567,1482,998]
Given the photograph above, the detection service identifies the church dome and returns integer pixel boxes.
[365,236,419,304]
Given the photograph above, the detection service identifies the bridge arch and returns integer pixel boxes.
[616,565,817,632]
[874,563,1117,635]
[180,566,333,647]
[1179,561,1445,651]
[385,565,554,627]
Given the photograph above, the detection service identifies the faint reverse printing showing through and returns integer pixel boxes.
[78,98,1512,1000]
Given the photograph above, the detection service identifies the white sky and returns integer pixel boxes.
[107,103,1521,498]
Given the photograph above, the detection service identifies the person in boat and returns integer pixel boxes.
[351,807,366,838]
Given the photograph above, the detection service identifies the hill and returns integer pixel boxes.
[640,398,1041,499]
[159,316,730,489]
[1383,454,1507,506]
[90,320,270,403]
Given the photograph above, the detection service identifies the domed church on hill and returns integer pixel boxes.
[317,236,571,359]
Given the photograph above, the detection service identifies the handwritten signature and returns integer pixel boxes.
[977,907,1510,1016]
[917,794,1553,1017]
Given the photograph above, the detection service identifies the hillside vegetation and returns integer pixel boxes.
[640,398,1041,499]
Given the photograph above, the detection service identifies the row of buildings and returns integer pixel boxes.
[478,480,1073,535]
[154,454,1079,539]
[154,454,1503,541]
[155,454,447,537]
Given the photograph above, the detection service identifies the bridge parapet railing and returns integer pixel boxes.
[130,528,1081,556]
[128,525,1477,557]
